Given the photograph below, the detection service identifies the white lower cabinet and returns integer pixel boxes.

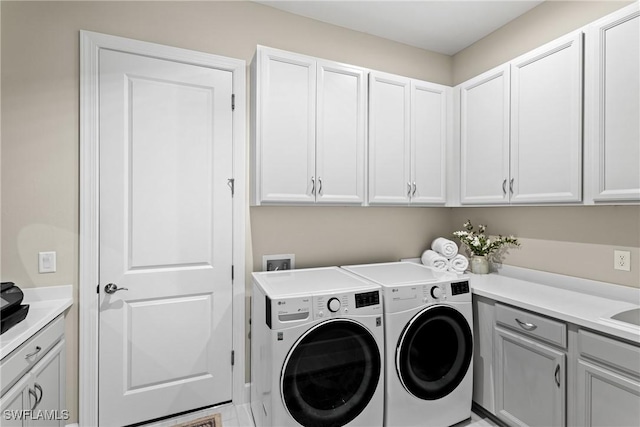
[474,298,640,427]
[495,326,566,427]
[576,329,640,427]
[0,375,31,427]
[1,318,66,427]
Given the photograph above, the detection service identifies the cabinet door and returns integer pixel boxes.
[368,71,411,205]
[586,4,640,202]
[316,61,367,205]
[576,359,640,427]
[510,32,583,203]
[0,374,30,427]
[495,327,566,427]
[459,65,510,205]
[30,340,66,427]
[255,47,316,204]
[410,80,449,205]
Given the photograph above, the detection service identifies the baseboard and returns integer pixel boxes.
[472,403,507,427]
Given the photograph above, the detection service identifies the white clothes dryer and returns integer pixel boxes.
[342,262,473,427]
[251,267,385,427]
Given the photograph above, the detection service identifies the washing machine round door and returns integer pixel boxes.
[282,318,381,427]
[396,305,472,400]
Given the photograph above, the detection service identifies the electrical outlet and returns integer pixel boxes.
[263,254,295,272]
[614,250,631,272]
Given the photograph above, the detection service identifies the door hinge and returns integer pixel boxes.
[227,178,235,196]
[231,94,235,111]
[231,350,235,366]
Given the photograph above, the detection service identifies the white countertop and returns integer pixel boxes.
[0,285,73,360]
[471,266,640,344]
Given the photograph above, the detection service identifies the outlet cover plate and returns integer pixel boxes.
[614,250,631,272]
[263,254,295,272]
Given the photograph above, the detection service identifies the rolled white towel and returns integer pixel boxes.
[421,250,449,271]
[448,254,469,274]
[431,237,459,258]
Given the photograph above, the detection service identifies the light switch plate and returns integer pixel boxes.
[38,251,57,273]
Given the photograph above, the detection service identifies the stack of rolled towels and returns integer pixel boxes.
[421,237,469,274]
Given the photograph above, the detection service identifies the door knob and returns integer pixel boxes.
[104,283,128,294]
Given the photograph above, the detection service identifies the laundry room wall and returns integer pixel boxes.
[2,1,637,423]
[450,0,640,288]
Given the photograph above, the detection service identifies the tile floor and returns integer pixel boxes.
[145,403,499,427]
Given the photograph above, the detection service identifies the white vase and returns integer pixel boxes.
[470,255,489,274]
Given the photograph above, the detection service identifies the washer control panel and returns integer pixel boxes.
[384,277,471,312]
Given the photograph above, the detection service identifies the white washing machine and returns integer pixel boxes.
[342,262,473,427]
[251,267,385,427]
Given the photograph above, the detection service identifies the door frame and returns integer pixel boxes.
[79,31,246,426]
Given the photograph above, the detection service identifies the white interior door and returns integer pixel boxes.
[98,49,233,427]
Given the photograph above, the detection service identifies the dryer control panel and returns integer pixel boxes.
[314,290,382,319]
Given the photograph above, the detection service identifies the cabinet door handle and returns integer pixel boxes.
[407,182,411,197]
[509,178,514,194]
[515,318,537,331]
[29,388,38,410]
[502,179,507,195]
[34,383,44,408]
[554,364,561,388]
[25,346,42,359]
[318,177,323,196]
[412,182,417,197]
[311,176,316,196]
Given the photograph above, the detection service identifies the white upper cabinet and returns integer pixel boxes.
[252,46,366,205]
[411,80,450,205]
[369,71,450,205]
[585,3,640,203]
[510,31,583,204]
[368,71,412,205]
[457,31,583,205]
[252,47,316,204]
[316,60,367,204]
[459,64,511,205]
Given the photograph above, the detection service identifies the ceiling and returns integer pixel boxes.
[256,0,544,55]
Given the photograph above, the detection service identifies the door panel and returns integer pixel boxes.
[368,72,411,205]
[316,61,366,204]
[459,65,510,204]
[510,32,583,203]
[99,49,233,426]
[128,77,214,269]
[587,7,640,201]
[258,50,316,203]
[411,81,449,205]
[495,327,566,427]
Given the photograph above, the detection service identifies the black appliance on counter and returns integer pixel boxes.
[1,282,30,334]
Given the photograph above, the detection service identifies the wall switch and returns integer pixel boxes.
[614,250,631,272]
[263,254,295,272]
[38,251,57,273]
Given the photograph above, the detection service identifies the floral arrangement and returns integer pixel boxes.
[453,220,520,257]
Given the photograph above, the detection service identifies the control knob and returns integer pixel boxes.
[430,286,443,299]
[327,297,341,313]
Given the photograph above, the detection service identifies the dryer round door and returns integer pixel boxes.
[281,318,381,427]
[396,305,472,400]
